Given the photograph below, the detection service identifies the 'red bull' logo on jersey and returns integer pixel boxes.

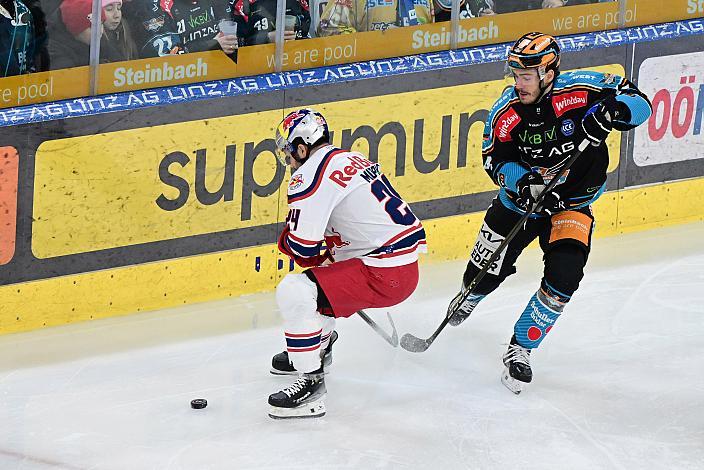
[325,229,349,249]
[289,174,304,191]
[495,108,521,142]
[552,91,588,117]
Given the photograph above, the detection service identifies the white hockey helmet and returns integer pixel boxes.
[275,108,330,164]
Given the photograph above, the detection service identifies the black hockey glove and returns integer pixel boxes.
[536,190,566,216]
[581,95,622,146]
[516,171,566,216]
[515,170,545,211]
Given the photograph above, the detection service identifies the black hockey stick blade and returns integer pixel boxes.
[400,314,451,352]
[400,333,430,353]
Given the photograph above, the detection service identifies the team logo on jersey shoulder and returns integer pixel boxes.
[289,174,305,191]
[561,119,575,137]
[144,16,165,31]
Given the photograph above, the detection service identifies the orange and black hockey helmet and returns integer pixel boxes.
[507,32,560,80]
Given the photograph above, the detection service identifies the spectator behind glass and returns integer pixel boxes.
[50,0,92,68]
[168,0,235,53]
[0,0,35,76]
[101,0,138,61]
[434,0,494,22]
[123,0,235,57]
[121,0,182,57]
[317,0,432,35]
[230,0,310,46]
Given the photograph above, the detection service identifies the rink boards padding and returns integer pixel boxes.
[1,22,703,334]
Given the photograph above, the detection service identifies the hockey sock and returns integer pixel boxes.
[513,286,567,349]
[285,329,322,372]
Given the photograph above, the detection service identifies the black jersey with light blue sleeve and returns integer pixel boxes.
[0,0,34,76]
[481,70,651,216]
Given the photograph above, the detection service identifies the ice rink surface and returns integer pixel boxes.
[1,222,703,470]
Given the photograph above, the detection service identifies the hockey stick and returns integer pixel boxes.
[400,138,592,353]
[358,309,399,347]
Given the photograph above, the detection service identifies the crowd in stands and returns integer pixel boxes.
[0,0,608,76]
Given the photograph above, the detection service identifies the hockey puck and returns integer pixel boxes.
[190,398,208,409]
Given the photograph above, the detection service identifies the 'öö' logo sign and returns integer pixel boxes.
[634,52,704,166]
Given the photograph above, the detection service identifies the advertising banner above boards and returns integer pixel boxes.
[3,17,704,127]
[0,0,702,109]
[634,50,704,166]
[32,65,623,259]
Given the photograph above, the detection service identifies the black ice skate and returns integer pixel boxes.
[501,335,532,395]
[268,368,326,419]
[270,330,338,375]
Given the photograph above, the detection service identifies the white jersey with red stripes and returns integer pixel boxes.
[282,145,426,268]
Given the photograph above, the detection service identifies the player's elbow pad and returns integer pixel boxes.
[495,161,531,193]
[615,94,652,127]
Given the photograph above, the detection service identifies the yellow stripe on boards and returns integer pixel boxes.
[3,176,703,335]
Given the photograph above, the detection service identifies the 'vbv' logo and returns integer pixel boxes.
[552,91,588,117]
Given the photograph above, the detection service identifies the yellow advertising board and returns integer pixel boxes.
[0,68,90,109]
[32,65,622,259]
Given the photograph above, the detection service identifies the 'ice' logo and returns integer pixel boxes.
[561,119,575,136]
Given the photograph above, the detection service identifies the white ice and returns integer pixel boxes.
[1,222,703,470]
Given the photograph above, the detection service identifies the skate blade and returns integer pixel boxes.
[270,365,330,376]
[501,367,524,395]
[269,368,298,376]
[268,398,326,420]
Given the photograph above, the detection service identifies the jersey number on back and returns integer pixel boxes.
[371,175,416,226]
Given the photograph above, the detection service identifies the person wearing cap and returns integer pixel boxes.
[447,32,652,394]
[51,0,93,68]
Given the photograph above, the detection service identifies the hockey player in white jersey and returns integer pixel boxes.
[268,109,426,419]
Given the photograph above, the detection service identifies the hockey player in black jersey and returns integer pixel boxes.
[449,32,652,394]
